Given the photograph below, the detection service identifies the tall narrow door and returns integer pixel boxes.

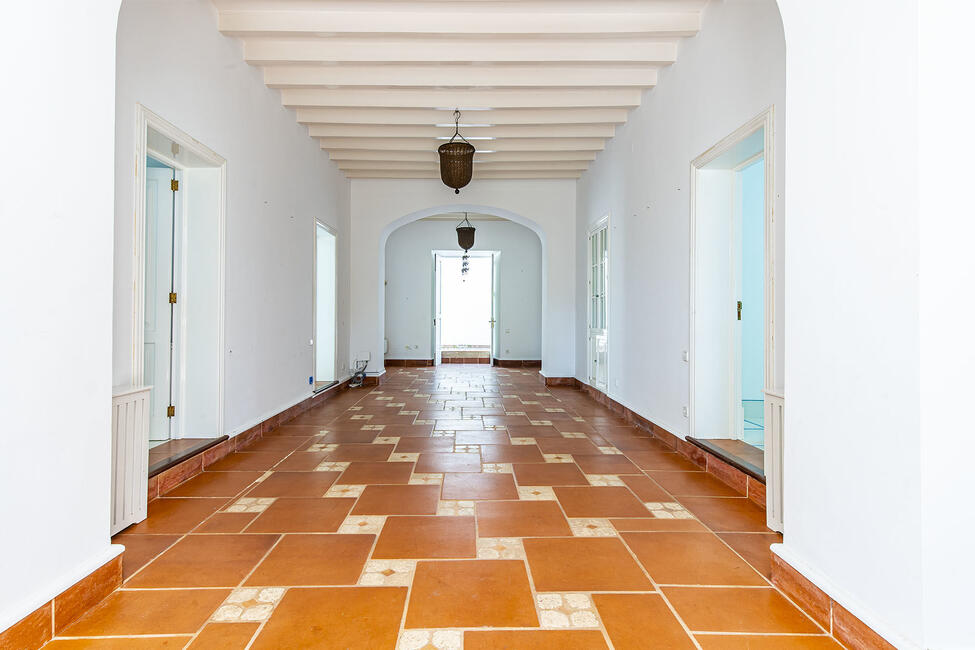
[144,161,179,443]
[433,254,443,365]
[588,224,608,391]
[490,254,500,362]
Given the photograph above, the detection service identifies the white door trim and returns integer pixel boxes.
[131,104,227,436]
[688,107,776,441]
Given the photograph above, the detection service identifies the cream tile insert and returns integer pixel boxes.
[645,502,695,518]
[390,453,420,462]
[516,486,557,501]
[211,587,286,622]
[409,473,444,485]
[316,461,350,472]
[510,437,536,445]
[598,446,623,455]
[326,483,365,498]
[374,437,401,445]
[476,537,526,560]
[338,514,387,534]
[397,629,463,650]
[536,593,600,629]
[437,500,475,516]
[586,474,625,486]
[543,454,574,463]
[569,518,617,537]
[481,463,513,474]
[224,497,275,513]
[358,559,416,586]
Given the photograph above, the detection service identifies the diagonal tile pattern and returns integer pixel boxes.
[65,365,832,648]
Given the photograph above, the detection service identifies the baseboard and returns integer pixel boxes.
[0,548,123,648]
[771,547,906,650]
[492,358,541,368]
[147,377,355,501]
[384,359,434,367]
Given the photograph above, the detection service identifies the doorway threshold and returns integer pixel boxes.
[148,437,229,477]
[686,437,765,482]
[314,380,339,394]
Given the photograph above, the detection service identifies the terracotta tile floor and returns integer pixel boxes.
[54,366,836,648]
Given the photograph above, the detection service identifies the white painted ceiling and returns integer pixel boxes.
[214,0,706,179]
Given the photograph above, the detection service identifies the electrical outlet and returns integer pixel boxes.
[682,406,688,418]
[682,350,689,362]
[309,376,314,385]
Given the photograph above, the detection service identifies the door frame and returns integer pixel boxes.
[586,215,610,392]
[313,220,338,390]
[688,107,776,440]
[431,249,498,365]
[131,104,227,437]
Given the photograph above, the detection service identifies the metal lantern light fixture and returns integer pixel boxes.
[439,109,475,194]
[456,213,476,276]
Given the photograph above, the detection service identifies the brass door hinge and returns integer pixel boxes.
[171,179,179,192]
[169,292,177,304]
[167,405,175,417]
[737,300,743,321]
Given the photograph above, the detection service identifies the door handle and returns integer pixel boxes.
[737,301,742,321]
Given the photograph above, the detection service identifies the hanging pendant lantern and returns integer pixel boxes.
[456,213,476,252]
[439,109,475,194]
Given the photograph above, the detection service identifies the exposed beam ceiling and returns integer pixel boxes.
[215,0,705,179]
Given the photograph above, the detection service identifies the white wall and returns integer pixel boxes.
[114,0,351,436]
[0,0,123,632]
[384,219,542,360]
[575,0,786,437]
[350,179,575,377]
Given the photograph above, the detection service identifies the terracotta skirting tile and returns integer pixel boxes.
[53,554,123,633]
[748,476,767,509]
[201,439,234,468]
[676,439,708,468]
[236,424,263,448]
[705,455,749,495]
[770,554,832,630]
[146,475,159,501]
[156,455,203,495]
[0,601,52,650]
[832,602,896,650]
[543,376,577,387]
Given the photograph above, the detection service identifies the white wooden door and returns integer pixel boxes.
[588,224,609,390]
[434,254,443,365]
[490,253,500,361]
[144,164,178,442]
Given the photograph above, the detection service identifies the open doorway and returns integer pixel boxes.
[689,110,775,455]
[314,222,337,390]
[434,251,497,364]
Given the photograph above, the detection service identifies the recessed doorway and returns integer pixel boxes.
[314,222,337,391]
[434,251,498,365]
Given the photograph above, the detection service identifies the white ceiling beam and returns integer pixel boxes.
[282,88,642,109]
[327,150,598,162]
[264,64,658,89]
[336,160,591,171]
[241,36,678,65]
[296,107,631,126]
[308,124,616,139]
[219,9,701,37]
[342,170,583,180]
[318,137,605,152]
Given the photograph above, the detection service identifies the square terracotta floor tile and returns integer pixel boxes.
[480,444,545,463]
[124,498,226,534]
[695,634,843,649]
[373,516,476,558]
[126,534,278,587]
[442,473,519,500]
[46,638,192,649]
[679,496,771,532]
[476,500,572,537]
[192,512,259,533]
[619,474,673,502]
[351,485,441,515]
[621,532,767,586]
[572,454,641,475]
[60,589,230,636]
[246,497,355,533]
[187,622,260,648]
[662,587,823,633]
[523,537,652,591]
[206,451,290,471]
[337,461,414,484]
[648,471,744,497]
[513,463,589,486]
[415,452,482,473]
[610,518,709,532]
[273,451,330,471]
[320,430,379,444]
[535,438,602,455]
[717,532,783,579]
[165,471,264,498]
[324,443,395,462]
[251,587,406,649]
[112,534,180,580]
[507,425,564,438]
[593,593,696,649]
[455,430,511,445]
[245,471,340,498]
[464,630,609,649]
[406,560,538,628]
[554,486,651,518]
[395,438,455,453]
[246,534,373,585]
